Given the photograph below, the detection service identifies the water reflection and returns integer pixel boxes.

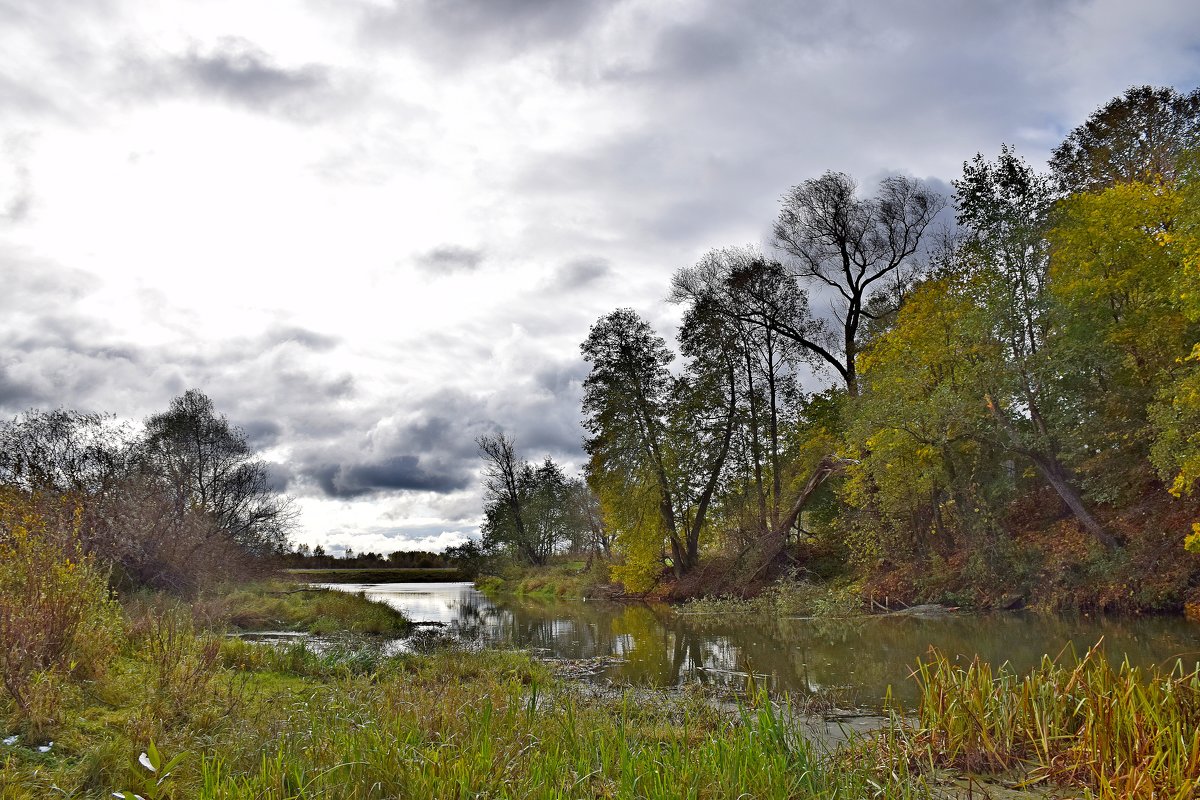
[339,582,1200,706]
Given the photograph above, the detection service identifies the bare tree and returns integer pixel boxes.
[0,409,131,495]
[772,171,945,395]
[141,390,294,556]
[477,432,528,554]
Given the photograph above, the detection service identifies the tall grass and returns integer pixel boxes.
[887,641,1200,798]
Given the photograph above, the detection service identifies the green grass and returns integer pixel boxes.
[476,560,610,599]
[285,567,464,584]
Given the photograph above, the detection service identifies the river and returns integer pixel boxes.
[327,581,1200,707]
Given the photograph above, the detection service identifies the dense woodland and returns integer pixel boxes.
[480,86,1200,611]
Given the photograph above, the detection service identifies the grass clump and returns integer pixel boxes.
[881,641,1200,798]
[216,582,409,635]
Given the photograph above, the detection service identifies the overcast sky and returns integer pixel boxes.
[2,0,1199,554]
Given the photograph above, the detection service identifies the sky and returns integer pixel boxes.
[2,0,1200,555]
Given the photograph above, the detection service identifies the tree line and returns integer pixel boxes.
[0,389,294,593]
[547,85,1200,605]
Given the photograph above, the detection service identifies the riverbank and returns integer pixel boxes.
[476,559,610,599]
[0,584,907,799]
[5,580,1198,798]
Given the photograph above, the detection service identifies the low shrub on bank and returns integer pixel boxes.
[680,577,863,618]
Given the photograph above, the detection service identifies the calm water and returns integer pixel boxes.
[330,581,1200,706]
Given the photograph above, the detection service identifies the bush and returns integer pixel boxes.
[0,490,123,734]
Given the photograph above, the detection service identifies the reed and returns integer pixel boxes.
[890,640,1200,798]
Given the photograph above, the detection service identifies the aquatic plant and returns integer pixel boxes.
[886,641,1200,798]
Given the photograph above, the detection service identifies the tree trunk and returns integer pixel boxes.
[984,394,1116,550]
[1027,452,1118,550]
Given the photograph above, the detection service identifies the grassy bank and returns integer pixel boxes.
[209,581,410,635]
[476,559,610,599]
[4,580,1198,797]
[1,596,930,799]
[285,567,464,584]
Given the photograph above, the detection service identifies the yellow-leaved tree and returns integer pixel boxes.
[1144,166,1200,550]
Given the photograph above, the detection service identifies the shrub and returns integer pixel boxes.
[0,489,123,734]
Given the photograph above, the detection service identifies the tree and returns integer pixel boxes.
[477,434,581,565]
[0,409,131,496]
[581,308,735,584]
[141,389,294,555]
[772,171,945,395]
[564,476,610,560]
[1049,85,1200,194]
[582,310,678,584]
[850,274,1003,556]
[952,148,1117,549]
[1149,154,1200,549]
[1048,180,1192,498]
[443,539,486,579]
[671,247,804,532]
[477,432,527,553]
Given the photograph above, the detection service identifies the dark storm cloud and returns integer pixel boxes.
[414,244,485,276]
[241,418,284,449]
[359,0,614,65]
[263,461,293,492]
[314,455,469,498]
[286,387,494,498]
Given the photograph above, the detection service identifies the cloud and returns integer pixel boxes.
[414,245,485,276]
[547,257,612,291]
[359,0,616,66]
[118,37,352,122]
[314,455,469,497]
[178,38,331,106]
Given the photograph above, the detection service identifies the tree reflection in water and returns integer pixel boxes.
[348,582,1200,707]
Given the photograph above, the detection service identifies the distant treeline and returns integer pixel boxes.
[281,547,455,570]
